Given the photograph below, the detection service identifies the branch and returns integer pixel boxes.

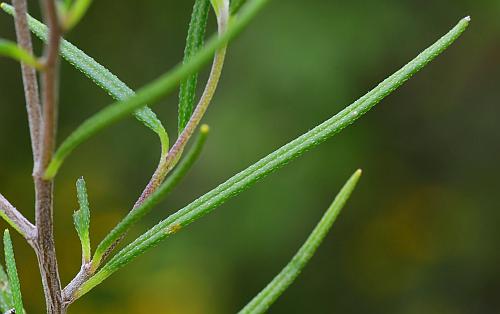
[63,125,210,303]
[0,194,35,241]
[12,0,42,166]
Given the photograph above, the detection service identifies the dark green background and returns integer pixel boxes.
[1,0,499,313]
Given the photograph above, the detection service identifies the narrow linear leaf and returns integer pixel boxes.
[74,17,469,298]
[1,3,169,156]
[0,263,13,313]
[239,169,361,314]
[3,230,23,314]
[2,0,271,179]
[178,0,211,133]
[73,177,91,263]
[0,38,41,69]
[92,125,210,266]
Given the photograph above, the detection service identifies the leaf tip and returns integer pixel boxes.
[0,2,13,16]
[77,176,85,186]
[458,16,471,30]
[200,124,210,134]
[349,169,362,185]
[346,169,363,190]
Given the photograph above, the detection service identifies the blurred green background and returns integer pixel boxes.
[1,0,499,313]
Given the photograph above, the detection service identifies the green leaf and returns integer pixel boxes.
[178,0,211,134]
[73,177,91,263]
[1,3,170,157]
[92,125,210,267]
[60,0,93,30]
[0,38,41,69]
[4,0,271,179]
[0,263,13,313]
[74,16,469,298]
[3,230,23,314]
[210,0,227,17]
[230,0,247,14]
[239,169,361,314]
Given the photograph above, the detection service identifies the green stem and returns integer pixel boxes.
[136,44,226,199]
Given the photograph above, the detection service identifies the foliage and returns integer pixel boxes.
[0,0,469,313]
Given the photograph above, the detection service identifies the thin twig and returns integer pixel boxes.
[0,193,36,241]
[62,125,210,305]
[12,0,42,166]
[135,49,226,205]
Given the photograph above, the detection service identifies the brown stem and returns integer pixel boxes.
[12,0,42,166]
[12,0,64,312]
[34,0,64,313]
[33,178,64,314]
